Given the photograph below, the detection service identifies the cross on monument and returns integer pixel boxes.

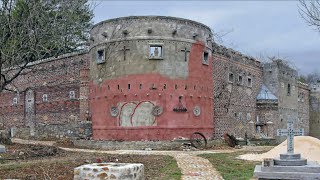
[120,46,130,61]
[181,47,190,62]
[277,119,304,154]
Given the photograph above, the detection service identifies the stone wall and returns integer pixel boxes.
[0,51,90,138]
[256,100,279,137]
[297,82,310,135]
[263,60,309,134]
[213,43,263,138]
[310,84,320,139]
[73,138,225,150]
[12,121,92,140]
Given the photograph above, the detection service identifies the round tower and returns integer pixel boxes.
[89,16,214,141]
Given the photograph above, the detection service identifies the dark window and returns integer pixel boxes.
[248,77,252,87]
[203,52,209,64]
[96,49,105,64]
[238,75,243,85]
[229,73,234,82]
[139,84,142,89]
[287,84,291,96]
[128,84,131,90]
[175,84,178,89]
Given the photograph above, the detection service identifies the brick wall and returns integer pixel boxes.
[0,51,90,139]
[213,44,263,138]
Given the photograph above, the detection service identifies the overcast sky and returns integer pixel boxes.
[92,1,320,75]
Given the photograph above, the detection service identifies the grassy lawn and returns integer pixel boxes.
[199,152,260,180]
[159,156,183,180]
[0,152,182,180]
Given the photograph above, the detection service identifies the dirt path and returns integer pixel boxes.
[12,138,226,180]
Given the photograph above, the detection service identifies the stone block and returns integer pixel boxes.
[0,144,5,153]
[74,162,144,180]
[254,164,320,180]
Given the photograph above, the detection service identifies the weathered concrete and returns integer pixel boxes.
[74,163,144,180]
[89,16,214,141]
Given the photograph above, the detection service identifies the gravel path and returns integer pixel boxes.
[12,138,226,179]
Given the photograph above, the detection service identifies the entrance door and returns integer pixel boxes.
[25,89,35,136]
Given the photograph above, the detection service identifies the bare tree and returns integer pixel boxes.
[212,28,234,44]
[0,0,93,92]
[299,0,320,32]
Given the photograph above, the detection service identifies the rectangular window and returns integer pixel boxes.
[203,52,209,65]
[96,49,105,64]
[247,77,252,87]
[247,113,251,121]
[228,73,234,83]
[287,84,291,96]
[151,83,157,90]
[69,91,76,99]
[42,94,48,102]
[149,45,163,60]
[13,97,18,105]
[238,75,243,85]
[239,112,242,120]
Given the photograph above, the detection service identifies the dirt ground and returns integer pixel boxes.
[0,143,179,180]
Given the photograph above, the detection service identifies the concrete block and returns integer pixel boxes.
[254,165,320,180]
[74,162,144,180]
[0,144,5,153]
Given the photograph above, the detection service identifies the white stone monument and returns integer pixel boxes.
[74,162,144,180]
[254,118,320,179]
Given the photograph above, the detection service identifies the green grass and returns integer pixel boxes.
[199,153,260,180]
[160,156,182,180]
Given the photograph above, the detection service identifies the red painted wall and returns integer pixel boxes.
[89,42,214,141]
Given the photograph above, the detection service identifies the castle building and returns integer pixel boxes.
[89,16,214,140]
[0,16,311,141]
[259,60,310,137]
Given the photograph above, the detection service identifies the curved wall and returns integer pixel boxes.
[89,16,214,140]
